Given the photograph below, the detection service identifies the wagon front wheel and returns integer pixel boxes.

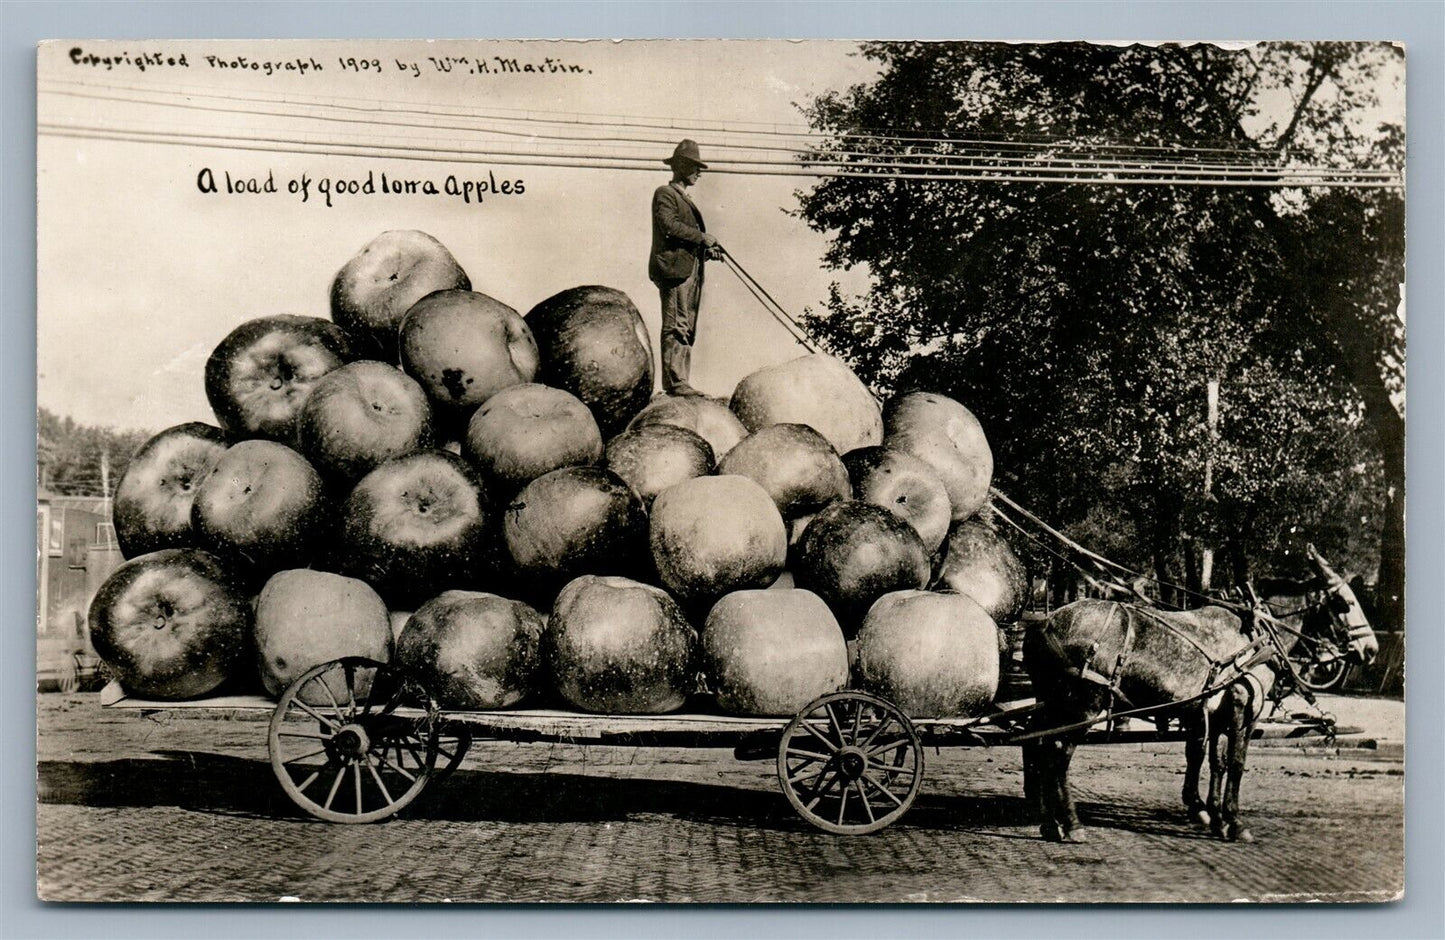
[777,690,924,835]
[268,657,440,824]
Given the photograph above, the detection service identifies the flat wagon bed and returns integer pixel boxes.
[99,657,1345,834]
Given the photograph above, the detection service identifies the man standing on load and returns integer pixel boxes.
[649,140,722,397]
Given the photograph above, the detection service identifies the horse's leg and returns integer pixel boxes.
[1034,735,1068,842]
[1050,736,1088,843]
[1022,739,1043,812]
[1181,708,1210,828]
[1206,699,1227,832]
[1218,683,1257,843]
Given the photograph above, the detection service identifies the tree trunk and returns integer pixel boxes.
[1183,541,1203,607]
[1372,403,1406,634]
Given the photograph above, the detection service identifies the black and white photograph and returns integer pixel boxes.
[35,37,1406,903]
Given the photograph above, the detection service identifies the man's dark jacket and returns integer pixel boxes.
[649,182,707,286]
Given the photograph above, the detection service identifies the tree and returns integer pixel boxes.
[796,42,1404,624]
[37,409,153,497]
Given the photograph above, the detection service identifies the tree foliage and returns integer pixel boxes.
[37,409,153,497]
[795,42,1403,619]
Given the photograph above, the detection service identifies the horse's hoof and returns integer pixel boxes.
[1189,808,1211,829]
[1040,823,1062,842]
[1235,828,1255,844]
[1060,827,1089,844]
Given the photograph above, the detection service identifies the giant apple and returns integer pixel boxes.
[396,590,545,709]
[842,446,952,554]
[793,500,930,633]
[716,423,849,519]
[502,467,648,596]
[463,383,603,494]
[191,440,328,576]
[934,520,1028,622]
[626,394,748,460]
[112,423,230,558]
[525,286,654,437]
[88,548,252,699]
[204,315,355,442]
[254,568,392,701]
[702,589,848,716]
[883,391,994,521]
[399,289,540,419]
[330,229,471,359]
[853,590,1000,717]
[295,360,435,485]
[545,575,696,714]
[729,353,883,454]
[649,475,787,605]
[603,424,714,509]
[333,451,490,607]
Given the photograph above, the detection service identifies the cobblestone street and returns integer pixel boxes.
[35,693,1403,903]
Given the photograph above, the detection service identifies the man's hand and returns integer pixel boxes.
[701,233,719,249]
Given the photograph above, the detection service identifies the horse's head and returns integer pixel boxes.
[1305,543,1378,666]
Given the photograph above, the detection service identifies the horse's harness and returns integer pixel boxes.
[1042,602,1290,732]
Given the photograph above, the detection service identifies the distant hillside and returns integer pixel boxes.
[37,409,154,497]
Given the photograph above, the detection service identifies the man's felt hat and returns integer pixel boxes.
[664,139,708,169]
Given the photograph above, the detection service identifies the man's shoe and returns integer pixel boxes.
[667,384,706,398]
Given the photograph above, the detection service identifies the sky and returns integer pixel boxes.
[37,40,881,432]
[37,40,1405,435]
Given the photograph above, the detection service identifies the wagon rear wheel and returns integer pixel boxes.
[1294,654,1352,692]
[267,657,441,824]
[777,691,923,835]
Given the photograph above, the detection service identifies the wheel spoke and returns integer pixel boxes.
[364,754,394,805]
[402,736,427,769]
[322,763,346,811]
[788,762,832,786]
[277,729,330,741]
[374,749,418,784]
[859,711,894,751]
[353,761,364,814]
[292,699,339,732]
[824,702,846,745]
[850,700,862,742]
[798,717,839,752]
[861,771,905,807]
[804,768,838,812]
[869,736,910,759]
[836,781,851,826]
[866,757,916,776]
[854,780,876,823]
[314,672,349,726]
[785,749,827,768]
[294,767,324,794]
[284,746,330,765]
[376,680,408,718]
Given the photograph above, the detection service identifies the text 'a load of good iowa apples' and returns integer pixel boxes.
[95,230,1020,719]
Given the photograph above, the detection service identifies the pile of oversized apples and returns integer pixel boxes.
[91,230,1026,718]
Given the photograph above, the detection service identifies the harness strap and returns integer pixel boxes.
[1105,608,1138,707]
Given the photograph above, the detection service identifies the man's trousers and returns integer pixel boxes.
[657,263,703,395]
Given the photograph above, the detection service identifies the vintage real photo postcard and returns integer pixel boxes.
[36,38,1405,902]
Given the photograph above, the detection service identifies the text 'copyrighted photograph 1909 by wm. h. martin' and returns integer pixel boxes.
[35,38,1404,903]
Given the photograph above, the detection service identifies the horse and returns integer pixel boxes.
[1020,544,1378,844]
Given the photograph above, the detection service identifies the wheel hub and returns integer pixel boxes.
[331,724,371,759]
[837,746,867,781]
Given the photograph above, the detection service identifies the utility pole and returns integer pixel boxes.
[1201,379,1219,591]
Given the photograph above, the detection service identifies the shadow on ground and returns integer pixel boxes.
[38,750,1199,839]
